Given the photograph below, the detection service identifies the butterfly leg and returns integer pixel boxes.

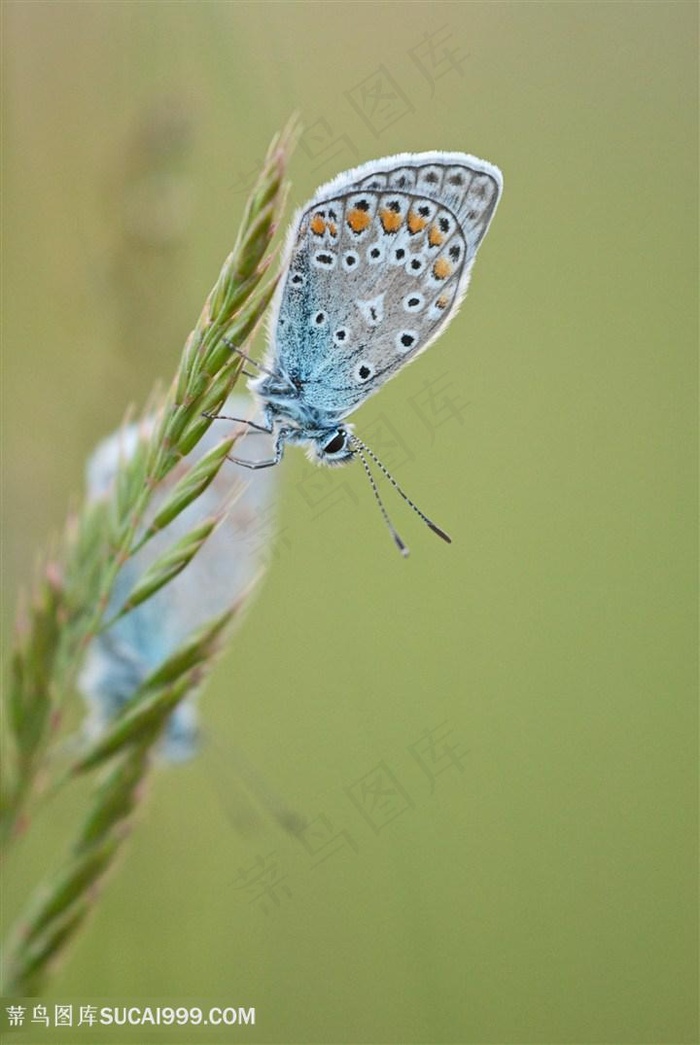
[222,341,294,387]
[227,429,287,470]
[227,450,283,470]
[202,411,272,435]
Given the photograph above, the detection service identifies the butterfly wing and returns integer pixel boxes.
[267,152,502,421]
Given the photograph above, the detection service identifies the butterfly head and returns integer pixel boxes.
[307,426,355,467]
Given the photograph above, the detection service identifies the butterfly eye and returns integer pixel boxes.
[342,251,360,271]
[290,271,305,287]
[312,311,327,327]
[323,431,346,455]
[333,327,350,345]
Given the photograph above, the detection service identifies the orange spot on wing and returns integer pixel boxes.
[379,208,403,233]
[347,208,372,233]
[432,258,453,280]
[428,224,444,247]
[407,210,428,234]
[310,214,326,236]
[436,294,450,309]
[327,221,337,237]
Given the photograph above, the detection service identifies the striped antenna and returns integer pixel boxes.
[350,435,451,553]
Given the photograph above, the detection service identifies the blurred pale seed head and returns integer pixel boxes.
[78,395,278,761]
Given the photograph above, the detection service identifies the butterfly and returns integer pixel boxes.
[220,151,502,555]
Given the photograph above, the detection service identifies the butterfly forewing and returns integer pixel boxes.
[270,153,502,419]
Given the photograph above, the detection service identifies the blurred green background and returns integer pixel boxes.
[2,2,697,1043]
